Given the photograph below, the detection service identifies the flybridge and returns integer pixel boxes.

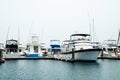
[70,34,90,37]
[5,39,19,54]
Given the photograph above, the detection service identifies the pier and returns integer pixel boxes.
[4,54,95,62]
[3,53,120,62]
[2,47,120,62]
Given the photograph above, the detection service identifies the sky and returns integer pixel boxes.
[0,0,120,47]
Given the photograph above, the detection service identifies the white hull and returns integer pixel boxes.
[61,49,101,61]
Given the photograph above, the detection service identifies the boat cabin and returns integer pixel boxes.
[5,39,18,54]
[50,40,61,54]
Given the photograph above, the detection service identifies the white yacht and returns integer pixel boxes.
[61,34,101,61]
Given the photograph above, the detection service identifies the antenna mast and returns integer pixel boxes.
[117,29,120,47]
[88,13,92,41]
[40,25,44,43]
[18,26,20,44]
[27,24,33,43]
[92,18,94,42]
[6,26,10,42]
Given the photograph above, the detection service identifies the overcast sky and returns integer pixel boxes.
[0,0,120,47]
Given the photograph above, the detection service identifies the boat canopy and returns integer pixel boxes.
[6,39,18,45]
[6,39,18,42]
[50,40,60,42]
[71,34,90,37]
[50,40,61,49]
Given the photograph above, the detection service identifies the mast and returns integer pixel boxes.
[88,13,95,42]
[6,26,10,43]
[27,24,33,43]
[18,26,20,44]
[92,18,94,42]
[18,26,20,53]
[88,13,92,41]
[117,29,120,47]
[40,25,44,43]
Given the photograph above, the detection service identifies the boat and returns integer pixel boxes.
[19,44,25,56]
[40,43,48,56]
[102,39,117,51]
[101,39,118,57]
[5,39,22,58]
[5,39,19,54]
[49,40,61,54]
[24,34,43,57]
[61,34,101,61]
[101,30,120,57]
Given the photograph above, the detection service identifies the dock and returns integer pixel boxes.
[4,54,95,62]
[2,53,120,62]
[4,54,55,60]
[4,54,73,62]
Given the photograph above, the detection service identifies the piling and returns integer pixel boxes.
[72,48,75,60]
[101,49,104,57]
[0,50,5,63]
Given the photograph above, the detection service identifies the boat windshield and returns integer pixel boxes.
[71,35,90,41]
[50,40,60,45]
[103,40,117,46]
[6,40,18,45]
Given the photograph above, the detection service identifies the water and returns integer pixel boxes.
[0,59,120,80]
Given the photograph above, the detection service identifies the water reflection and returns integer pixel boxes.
[0,60,120,80]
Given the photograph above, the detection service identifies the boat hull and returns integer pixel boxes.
[25,53,39,57]
[61,49,101,61]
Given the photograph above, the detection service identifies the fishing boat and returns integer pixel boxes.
[49,40,61,54]
[24,34,43,57]
[102,39,117,51]
[102,39,118,57]
[5,39,22,58]
[103,30,120,57]
[5,27,24,58]
[61,34,101,61]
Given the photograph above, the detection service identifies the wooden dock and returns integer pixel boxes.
[4,54,55,60]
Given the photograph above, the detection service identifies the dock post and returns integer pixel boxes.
[101,49,103,57]
[0,50,2,60]
[72,48,74,60]
[0,50,5,63]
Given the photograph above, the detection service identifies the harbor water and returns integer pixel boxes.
[0,59,120,80]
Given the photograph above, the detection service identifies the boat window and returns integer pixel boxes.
[50,40,60,45]
[34,46,38,53]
